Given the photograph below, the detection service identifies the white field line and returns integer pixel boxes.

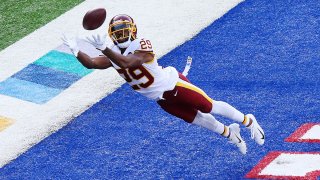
[0,0,243,167]
[301,125,320,139]
[260,153,320,176]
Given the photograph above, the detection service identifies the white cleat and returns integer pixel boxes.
[228,123,247,155]
[246,114,265,145]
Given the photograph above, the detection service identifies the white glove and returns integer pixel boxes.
[85,34,108,50]
[182,56,192,76]
[61,34,79,56]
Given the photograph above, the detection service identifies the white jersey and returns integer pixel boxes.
[110,38,179,100]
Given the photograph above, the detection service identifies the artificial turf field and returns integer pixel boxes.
[0,0,320,179]
[0,0,83,51]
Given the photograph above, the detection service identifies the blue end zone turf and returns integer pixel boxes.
[1,0,320,179]
[12,64,81,89]
[0,77,62,104]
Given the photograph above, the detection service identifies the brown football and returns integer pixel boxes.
[82,8,107,30]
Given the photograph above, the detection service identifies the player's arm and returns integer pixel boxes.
[101,48,153,68]
[76,51,112,69]
[61,35,112,69]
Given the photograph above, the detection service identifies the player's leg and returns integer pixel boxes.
[157,100,196,123]
[211,100,265,145]
[163,78,265,145]
[192,111,247,154]
[211,100,245,124]
[162,78,213,114]
[166,77,244,123]
[157,100,247,154]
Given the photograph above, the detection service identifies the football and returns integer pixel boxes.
[82,8,107,30]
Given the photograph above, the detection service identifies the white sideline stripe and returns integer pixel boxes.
[0,0,243,168]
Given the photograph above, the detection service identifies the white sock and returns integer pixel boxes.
[192,111,226,135]
[211,100,244,123]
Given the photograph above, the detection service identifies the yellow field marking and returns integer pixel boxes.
[0,116,14,132]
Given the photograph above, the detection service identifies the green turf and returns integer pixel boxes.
[0,0,83,51]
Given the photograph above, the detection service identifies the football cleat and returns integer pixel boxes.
[246,114,265,145]
[228,123,247,155]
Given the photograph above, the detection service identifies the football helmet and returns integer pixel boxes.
[108,14,137,48]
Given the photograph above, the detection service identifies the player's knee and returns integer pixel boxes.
[183,118,194,124]
[199,102,213,114]
[182,111,198,123]
[192,111,219,131]
[211,100,229,114]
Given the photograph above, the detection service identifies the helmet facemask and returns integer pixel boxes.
[109,21,136,48]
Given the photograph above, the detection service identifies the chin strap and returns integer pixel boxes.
[117,39,131,48]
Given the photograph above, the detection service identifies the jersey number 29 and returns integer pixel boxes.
[117,66,154,90]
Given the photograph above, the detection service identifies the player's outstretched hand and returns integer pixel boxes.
[182,56,192,77]
[85,34,108,51]
[61,34,79,56]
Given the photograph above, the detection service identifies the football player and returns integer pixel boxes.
[62,14,265,154]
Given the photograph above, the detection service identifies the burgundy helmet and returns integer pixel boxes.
[108,14,137,48]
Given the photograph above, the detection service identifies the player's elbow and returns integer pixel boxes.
[85,65,94,69]
[82,61,96,69]
[117,61,130,69]
[123,58,144,68]
[118,60,134,69]
[115,56,143,69]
